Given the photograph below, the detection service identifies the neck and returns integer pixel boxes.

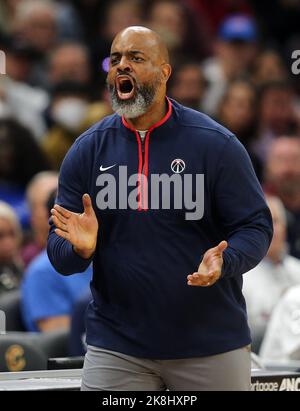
[124,97,167,130]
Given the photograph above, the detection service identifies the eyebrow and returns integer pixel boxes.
[110,50,146,57]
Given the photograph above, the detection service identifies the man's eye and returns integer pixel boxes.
[132,57,144,62]
[111,58,119,65]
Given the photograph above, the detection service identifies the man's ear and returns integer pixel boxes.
[161,63,172,83]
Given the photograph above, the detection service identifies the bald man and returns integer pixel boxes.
[48,27,273,391]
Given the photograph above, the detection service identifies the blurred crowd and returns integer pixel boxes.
[0,0,300,361]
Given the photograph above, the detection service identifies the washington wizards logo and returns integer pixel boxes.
[171,158,185,174]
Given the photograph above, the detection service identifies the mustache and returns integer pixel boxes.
[106,74,137,90]
[116,70,136,81]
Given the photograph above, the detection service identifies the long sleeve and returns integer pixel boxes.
[47,139,93,275]
[213,135,273,278]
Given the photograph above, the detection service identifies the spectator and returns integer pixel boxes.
[168,61,207,111]
[147,0,207,63]
[11,0,59,89]
[217,79,262,180]
[0,119,51,226]
[251,50,288,87]
[259,284,300,361]
[4,37,38,84]
[264,136,300,259]
[202,14,258,116]
[43,81,111,169]
[243,195,300,347]
[0,201,23,295]
[21,190,92,332]
[12,0,58,55]
[251,81,298,162]
[48,42,91,87]
[21,171,58,267]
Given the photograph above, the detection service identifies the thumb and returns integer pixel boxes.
[82,193,93,216]
[217,240,228,254]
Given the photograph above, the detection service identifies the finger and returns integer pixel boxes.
[191,272,214,281]
[203,241,228,262]
[217,240,228,253]
[188,277,215,287]
[53,204,72,219]
[51,209,68,224]
[52,215,68,232]
[82,194,94,216]
[187,272,214,285]
[55,228,70,241]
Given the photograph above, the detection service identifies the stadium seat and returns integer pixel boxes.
[0,329,69,372]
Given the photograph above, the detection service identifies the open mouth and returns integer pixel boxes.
[115,75,135,100]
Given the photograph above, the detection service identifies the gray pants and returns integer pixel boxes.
[81,345,251,391]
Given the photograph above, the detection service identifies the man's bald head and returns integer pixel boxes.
[112,26,170,65]
[107,25,172,120]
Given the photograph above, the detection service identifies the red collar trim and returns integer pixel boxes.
[121,97,172,132]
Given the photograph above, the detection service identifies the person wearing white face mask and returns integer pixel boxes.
[43,81,111,170]
[51,97,89,133]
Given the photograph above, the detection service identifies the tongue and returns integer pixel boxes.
[117,84,135,100]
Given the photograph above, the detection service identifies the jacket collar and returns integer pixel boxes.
[121,97,173,133]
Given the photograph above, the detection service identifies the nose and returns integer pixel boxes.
[117,56,132,73]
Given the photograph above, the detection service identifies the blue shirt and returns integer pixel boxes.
[21,250,92,331]
[47,98,273,359]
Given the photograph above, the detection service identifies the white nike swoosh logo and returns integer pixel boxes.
[99,164,117,172]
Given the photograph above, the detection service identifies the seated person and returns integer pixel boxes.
[0,201,23,294]
[243,195,300,344]
[21,190,92,332]
[259,284,300,361]
[22,171,58,268]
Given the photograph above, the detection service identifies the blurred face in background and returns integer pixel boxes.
[265,138,300,209]
[49,44,91,85]
[259,87,295,135]
[27,174,58,247]
[51,95,89,132]
[0,217,20,264]
[104,0,143,40]
[148,0,185,51]
[216,40,257,80]
[218,81,256,134]
[15,4,57,53]
[253,51,287,86]
[169,64,206,110]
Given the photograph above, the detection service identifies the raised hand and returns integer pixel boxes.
[187,241,228,287]
[51,193,98,259]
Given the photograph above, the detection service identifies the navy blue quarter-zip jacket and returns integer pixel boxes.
[47,98,273,359]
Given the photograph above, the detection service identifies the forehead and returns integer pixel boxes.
[111,31,157,55]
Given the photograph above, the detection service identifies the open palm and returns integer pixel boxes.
[51,194,98,259]
[187,241,228,287]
